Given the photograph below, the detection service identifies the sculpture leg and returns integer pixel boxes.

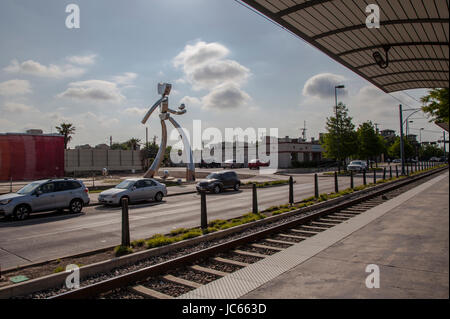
[143,120,167,178]
[168,116,195,181]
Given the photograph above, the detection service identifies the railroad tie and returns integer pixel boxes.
[251,243,284,251]
[264,238,295,246]
[297,225,327,232]
[129,285,174,299]
[278,233,308,240]
[213,257,250,267]
[317,218,342,224]
[163,274,202,289]
[189,265,228,277]
[233,249,268,258]
[310,221,336,227]
[289,228,319,236]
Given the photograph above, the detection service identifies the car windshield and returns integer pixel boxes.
[206,173,221,180]
[115,180,135,189]
[17,182,42,194]
[350,161,363,165]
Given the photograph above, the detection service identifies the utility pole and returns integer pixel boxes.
[146,127,148,147]
[374,123,379,134]
[301,121,307,141]
[399,105,405,175]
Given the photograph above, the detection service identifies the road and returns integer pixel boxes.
[0,174,365,269]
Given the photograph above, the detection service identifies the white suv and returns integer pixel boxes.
[0,179,90,220]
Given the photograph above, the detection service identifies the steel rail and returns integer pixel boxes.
[49,166,447,299]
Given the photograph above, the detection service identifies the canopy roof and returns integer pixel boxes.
[240,0,449,93]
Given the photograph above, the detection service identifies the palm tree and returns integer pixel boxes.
[126,138,141,151]
[55,123,76,149]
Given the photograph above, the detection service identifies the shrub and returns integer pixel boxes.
[114,245,133,257]
[131,239,145,248]
[179,229,202,240]
[53,266,64,273]
[170,228,189,236]
[145,235,175,249]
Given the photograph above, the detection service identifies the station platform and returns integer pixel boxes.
[180,170,449,299]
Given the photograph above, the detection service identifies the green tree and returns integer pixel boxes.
[356,121,384,164]
[55,122,76,149]
[321,102,358,167]
[421,88,449,124]
[388,137,414,159]
[126,138,141,151]
[111,142,128,150]
[419,144,444,160]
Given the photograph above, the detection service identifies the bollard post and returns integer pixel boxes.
[289,176,293,205]
[406,163,409,175]
[314,173,319,198]
[363,170,366,186]
[252,183,258,214]
[121,198,130,247]
[201,191,207,230]
[350,171,354,189]
[334,171,339,192]
[373,170,376,184]
[389,166,392,179]
[415,162,418,172]
[383,167,386,180]
[395,165,399,177]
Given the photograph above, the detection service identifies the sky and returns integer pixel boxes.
[0,0,445,150]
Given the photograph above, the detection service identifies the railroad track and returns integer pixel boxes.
[43,166,446,299]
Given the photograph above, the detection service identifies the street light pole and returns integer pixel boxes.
[399,104,405,175]
[335,85,345,172]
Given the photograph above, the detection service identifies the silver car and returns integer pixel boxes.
[347,160,368,172]
[0,179,90,220]
[98,178,167,205]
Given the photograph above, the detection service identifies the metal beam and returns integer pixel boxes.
[339,42,448,57]
[370,70,449,80]
[356,58,449,70]
[274,0,330,17]
[312,19,449,40]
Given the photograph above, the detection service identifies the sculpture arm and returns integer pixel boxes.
[141,96,164,124]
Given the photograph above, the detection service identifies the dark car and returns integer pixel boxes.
[196,171,241,194]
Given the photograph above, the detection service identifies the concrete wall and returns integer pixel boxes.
[64,149,142,173]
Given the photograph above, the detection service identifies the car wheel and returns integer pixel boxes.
[233,183,240,191]
[14,204,30,220]
[154,192,163,202]
[213,185,221,194]
[69,199,83,213]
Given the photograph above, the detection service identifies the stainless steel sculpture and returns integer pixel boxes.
[141,83,195,181]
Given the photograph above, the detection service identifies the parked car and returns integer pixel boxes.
[0,179,90,220]
[392,159,402,163]
[347,160,368,172]
[222,159,244,169]
[196,171,241,194]
[248,159,270,170]
[199,159,221,168]
[98,178,167,205]
[430,157,440,162]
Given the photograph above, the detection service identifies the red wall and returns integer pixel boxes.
[0,135,64,181]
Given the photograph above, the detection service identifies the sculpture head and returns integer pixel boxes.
[158,83,172,97]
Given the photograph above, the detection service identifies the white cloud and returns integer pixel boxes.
[122,107,147,116]
[4,59,86,78]
[174,40,252,110]
[1,102,36,113]
[303,73,347,99]
[112,72,138,86]
[66,54,97,65]
[57,80,125,103]
[173,41,229,70]
[0,79,32,96]
[202,83,251,110]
